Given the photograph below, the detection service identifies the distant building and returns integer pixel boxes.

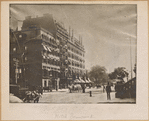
[10,14,85,89]
[67,29,85,83]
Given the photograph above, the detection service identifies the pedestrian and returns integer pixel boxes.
[106,82,111,100]
[103,85,105,93]
[81,84,86,93]
[38,86,43,95]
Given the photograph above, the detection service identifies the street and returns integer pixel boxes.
[39,87,136,104]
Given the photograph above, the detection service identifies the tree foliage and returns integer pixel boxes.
[108,67,129,80]
[88,65,108,85]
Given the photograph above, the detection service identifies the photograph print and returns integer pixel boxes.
[9,4,137,104]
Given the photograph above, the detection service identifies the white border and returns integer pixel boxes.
[1,1,148,120]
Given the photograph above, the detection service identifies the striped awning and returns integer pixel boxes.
[42,55,46,59]
[88,78,92,83]
[74,79,81,83]
[42,44,48,51]
[79,77,85,83]
[55,48,60,53]
[47,68,51,71]
[85,80,89,83]
[46,46,51,52]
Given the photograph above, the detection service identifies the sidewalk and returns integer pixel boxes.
[96,92,136,103]
[84,88,136,104]
[40,88,136,104]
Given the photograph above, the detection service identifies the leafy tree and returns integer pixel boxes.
[109,67,129,81]
[108,72,117,80]
[88,65,108,85]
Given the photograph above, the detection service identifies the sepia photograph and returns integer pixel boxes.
[1,1,148,120]
[9,4,137,104]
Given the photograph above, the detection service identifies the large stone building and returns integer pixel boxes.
[10,14,85,89]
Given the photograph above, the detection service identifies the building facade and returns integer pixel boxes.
[10,14,85,89]
[10,27,60,89]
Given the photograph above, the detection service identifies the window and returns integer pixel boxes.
[13,48,16,52]
[47,60,50,64]
[13,58,17,61]
[19,34,22,38]
[25,46,27,50]
[25,57,27,61]
[44,80,46,87]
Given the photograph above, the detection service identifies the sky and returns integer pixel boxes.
[10,4,137,76]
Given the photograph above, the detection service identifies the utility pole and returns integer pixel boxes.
[130,37,133,79]
[135,37,137,77]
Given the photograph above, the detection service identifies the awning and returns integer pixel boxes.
[47,68,51,71]
[42,55,46,59]
[68,59,71,64]
[88,78,92,83]
[79,77,85,83]
[74,79,81,83]
[54,70,60,73]
[42,44,48,51]
[46,46,51,52]
[85,80,89,83]
[55,48,60,53]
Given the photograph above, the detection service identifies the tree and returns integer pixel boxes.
[109,67,129,81]
[108,72,117,80]
[88,65,108,85]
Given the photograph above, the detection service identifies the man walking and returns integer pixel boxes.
[103,85,105,93]
[106,82,111,100]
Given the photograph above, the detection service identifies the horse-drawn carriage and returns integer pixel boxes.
[68,84,82,93]
[68,78,88,93]
[23,91,42,103]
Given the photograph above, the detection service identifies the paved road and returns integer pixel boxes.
[39,87,136,104]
